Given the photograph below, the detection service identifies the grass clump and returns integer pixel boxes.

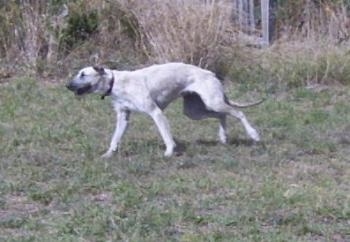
[262,41,350,87]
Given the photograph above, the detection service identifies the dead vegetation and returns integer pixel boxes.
[1,0,350,85]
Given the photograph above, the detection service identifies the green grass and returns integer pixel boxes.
[1,79,350,241]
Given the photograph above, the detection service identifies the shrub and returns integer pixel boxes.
[59,9,98,56]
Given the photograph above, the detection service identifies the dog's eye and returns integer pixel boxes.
[80,72,85,77]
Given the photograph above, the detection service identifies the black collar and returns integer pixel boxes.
[101,74,114,100]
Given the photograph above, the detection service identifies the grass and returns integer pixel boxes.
[0,78,350,241]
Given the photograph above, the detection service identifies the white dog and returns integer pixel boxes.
[66,62,262,157]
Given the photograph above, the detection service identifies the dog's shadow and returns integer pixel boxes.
[174,137,257,155]
[115,138,259,157]
[228,138,257,146]
[195,138,256,147]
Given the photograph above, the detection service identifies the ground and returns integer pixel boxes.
[0,79,349,241]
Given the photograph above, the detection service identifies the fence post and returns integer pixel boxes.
[248,0,255,33]
[261,0,269,46]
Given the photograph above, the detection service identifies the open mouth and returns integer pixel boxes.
[75,84,93,95]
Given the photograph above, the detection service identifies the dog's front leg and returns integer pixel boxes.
[149,107,176,157]
[101,110,130,158]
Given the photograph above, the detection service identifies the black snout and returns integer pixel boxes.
[66,81,93,95]
[66,82,76,91]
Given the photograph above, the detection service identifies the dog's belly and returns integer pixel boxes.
[151,88,183,110]
[149,82,186,109]
[152,93,174,109]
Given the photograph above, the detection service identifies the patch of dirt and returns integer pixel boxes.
[0,194,42,226]
[90,192,114,205]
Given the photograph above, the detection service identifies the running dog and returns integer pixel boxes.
[66,62,262,157]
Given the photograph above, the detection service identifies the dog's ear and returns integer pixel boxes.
[93,66,106,75]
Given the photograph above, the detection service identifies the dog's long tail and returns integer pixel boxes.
[214,72,265,108]
[226,97,265,108]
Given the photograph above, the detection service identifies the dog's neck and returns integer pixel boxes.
[101,70,114,100]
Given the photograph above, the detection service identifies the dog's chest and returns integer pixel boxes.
[112,96,138,111]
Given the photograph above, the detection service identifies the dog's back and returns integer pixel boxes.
[134,62,213,81]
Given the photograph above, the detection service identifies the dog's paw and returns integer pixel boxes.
[248,128,260,142]
[252,134,260,142]
[101,150,114,159]
[164,151,173,157]
[164,148,175,157]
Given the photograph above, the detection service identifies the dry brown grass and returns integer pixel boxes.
[1,0,350,83]
[257,40,350,86]
[0,0,241,75]
[118,0,234,68]
[278,0,350,43]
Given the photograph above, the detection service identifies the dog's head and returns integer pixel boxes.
[66,66,110,96]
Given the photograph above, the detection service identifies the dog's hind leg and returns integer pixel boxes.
[102,109,130,158]
[207,100,260,142]
[183,93,228,143]
[188,90,260,142]
[218,115,228,144]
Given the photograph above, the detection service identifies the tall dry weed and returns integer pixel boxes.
[119,0,235,68]
[0,1,56,73]
[278,0,350,43]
